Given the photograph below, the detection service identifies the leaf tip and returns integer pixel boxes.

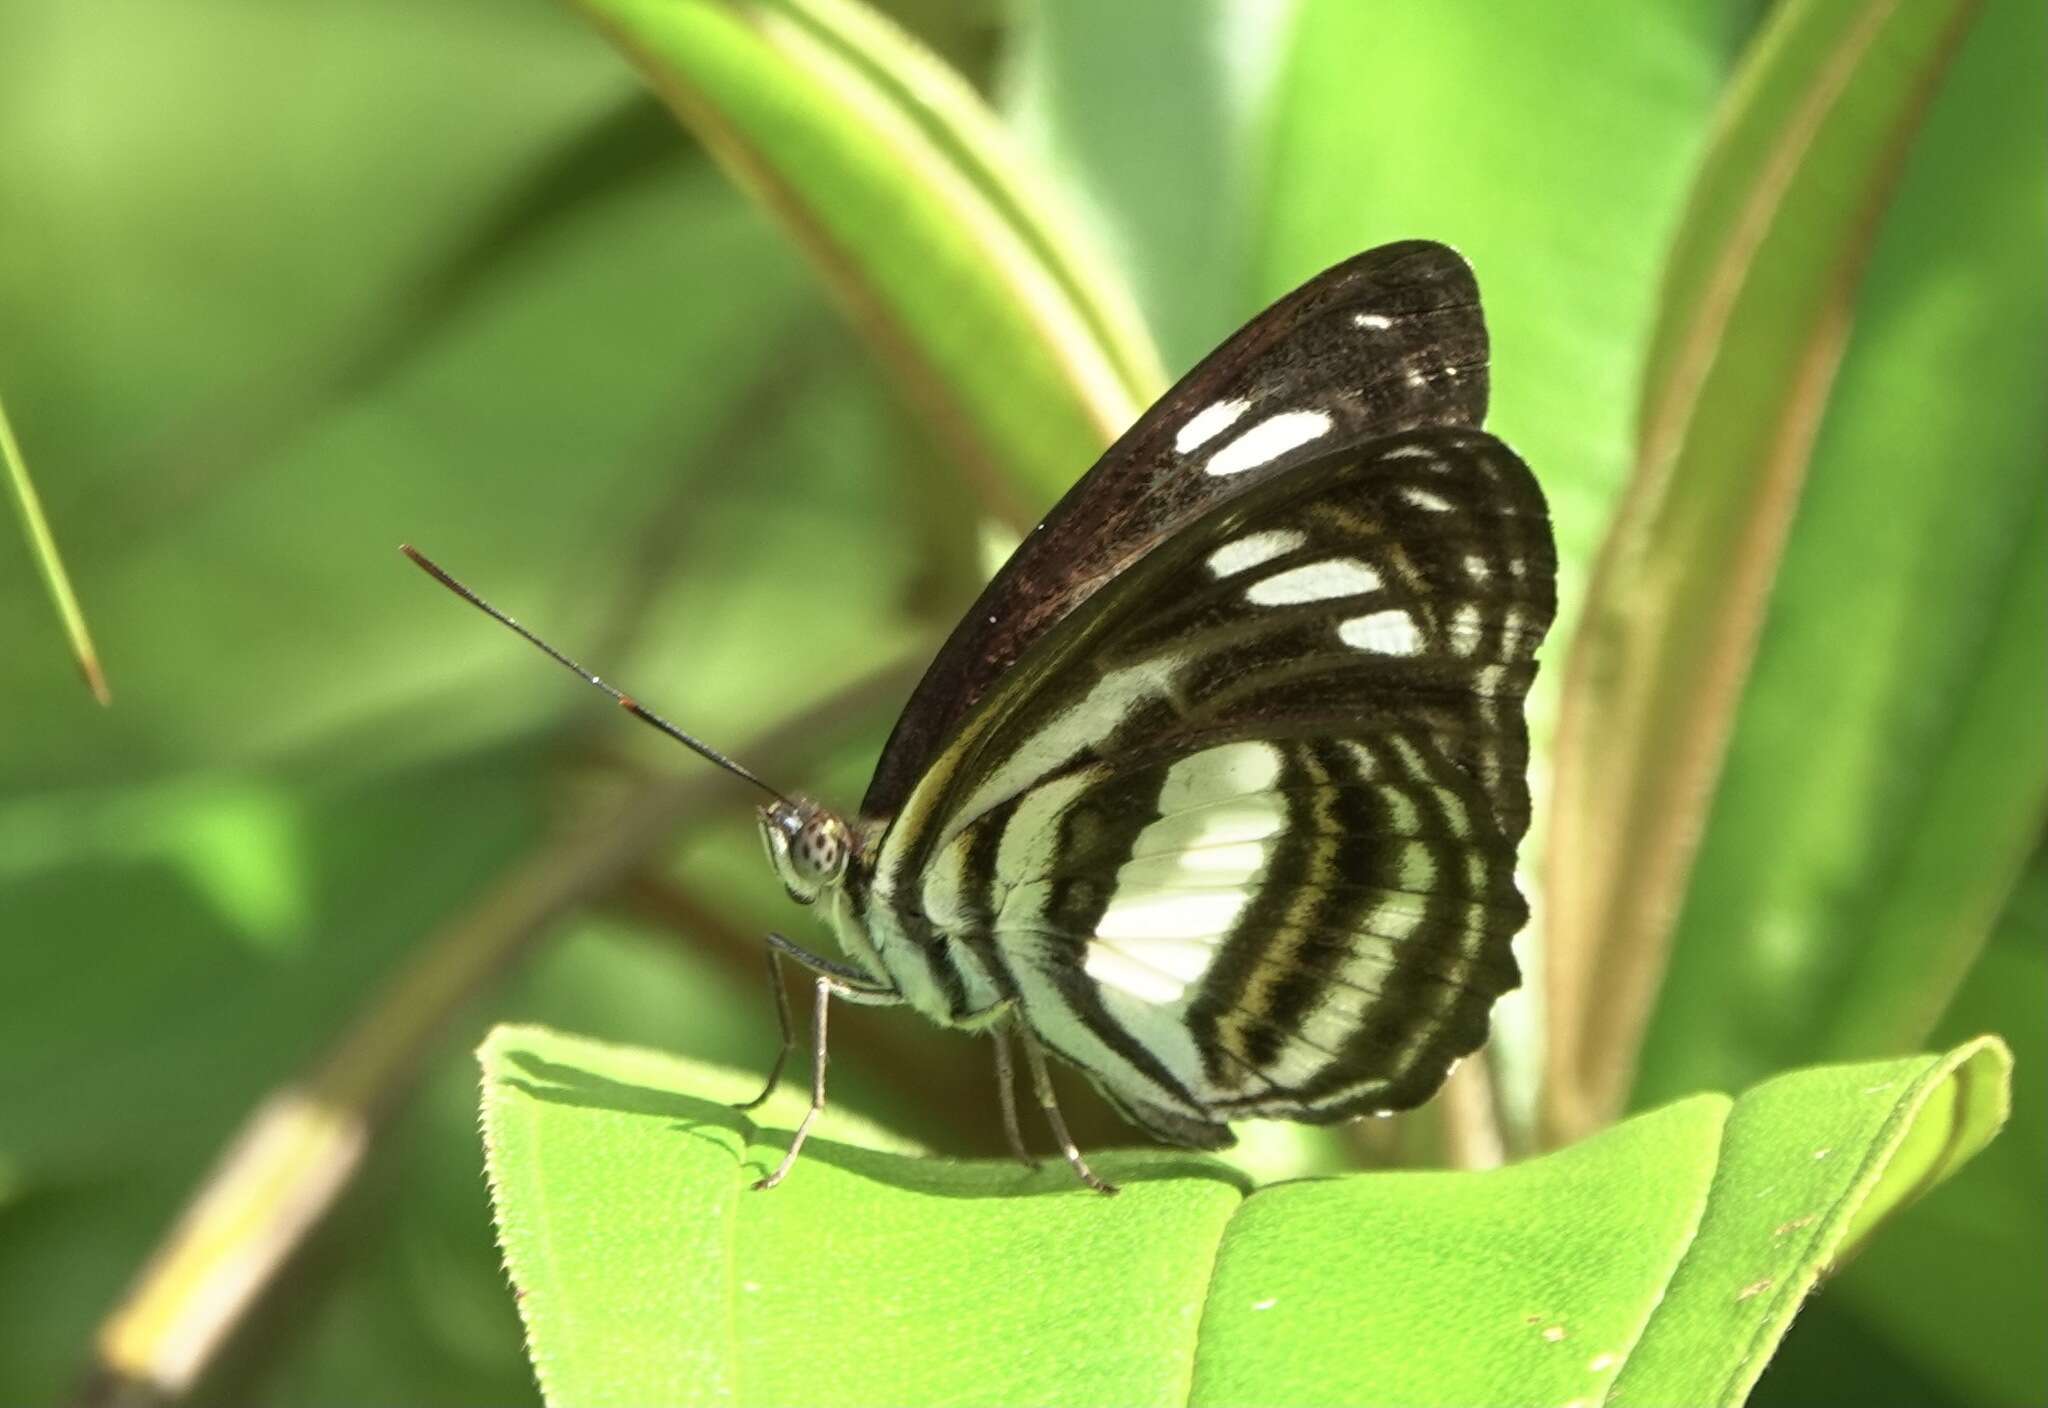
[80,652,112,707]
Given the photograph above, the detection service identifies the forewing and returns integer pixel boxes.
[861,241,1489,818]
[870,427,1554,1142]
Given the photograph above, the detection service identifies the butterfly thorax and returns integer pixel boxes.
[763,796,1026,1030]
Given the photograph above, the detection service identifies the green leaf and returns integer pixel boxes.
[1541,0,1986,1141]
[1751,849,2048,1408]
[1614,1038,2011,1407]
[565,0,1165,514]
[481,1025,2008,1407]
[1633,0,2048,1110]
[2,389,108,704]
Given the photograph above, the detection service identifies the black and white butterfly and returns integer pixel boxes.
[409,240,1555,1193]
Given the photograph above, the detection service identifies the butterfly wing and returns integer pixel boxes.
[859,425,1555,1145]
[861,241,1489,819]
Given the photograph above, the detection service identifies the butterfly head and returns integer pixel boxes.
[758,798,852,904]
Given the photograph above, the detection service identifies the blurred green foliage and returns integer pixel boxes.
[1,1,2038,1404]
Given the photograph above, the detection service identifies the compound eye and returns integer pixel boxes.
[797,819,844,880]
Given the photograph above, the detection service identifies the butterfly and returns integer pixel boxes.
[407,240,1555,1194]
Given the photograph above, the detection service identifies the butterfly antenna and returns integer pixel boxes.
[400,545,788,803]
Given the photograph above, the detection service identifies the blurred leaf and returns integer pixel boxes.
[483,1025,2006,1407]
[1542,0,1984,1142]
[564,0,1164,517]
[1003,0,1293,372]
[2,389,108,703]
[96,90,701,554]
[1634,0,2047,1109]
[0,747,550,1403]
[78,653,915,1405]
[0,1,822,783]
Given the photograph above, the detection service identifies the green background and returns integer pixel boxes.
[2,1,2039,1404]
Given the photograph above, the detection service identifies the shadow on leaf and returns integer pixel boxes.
[497,1046,1246,1200]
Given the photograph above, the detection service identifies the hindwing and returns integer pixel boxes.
[863,425,1556,1144]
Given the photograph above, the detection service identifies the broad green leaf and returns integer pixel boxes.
[1541,0,1985,1142]
[482,1025,2008,1407]
[565,0,1164,514]
[1610,1038,2010,1407]
[2,389,108,703]
[1633,0,2047,1110]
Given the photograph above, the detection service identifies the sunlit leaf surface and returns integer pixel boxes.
[484,1025,2006,1407]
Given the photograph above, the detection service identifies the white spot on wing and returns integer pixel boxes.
[1172,840,1268,876]
[1083,942,1189,1005]
[1381,787,1420,835]
[1205,410,1333,477]
[1450,602,1483,653]
[1397,841,1437,887]
[1095,891,1237,947]
[1246,558,1383,605]
[1339,610,1424,655]
[1353,313,1392,330]
[1401,486,1454,512]
[1086,920,1236,1003]
[1363,896,1426,942]
[1207,528,1304,578]
[1174,397,1251,455]
[1126,798,1283,877]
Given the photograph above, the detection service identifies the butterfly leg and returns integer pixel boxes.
[989,1022,1040,1171]
[753,974,835,1191]
[1018,1029,1118,1195]
[738,931,897,1110]
[748,939,902,1191]
[733,942,794,1112]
